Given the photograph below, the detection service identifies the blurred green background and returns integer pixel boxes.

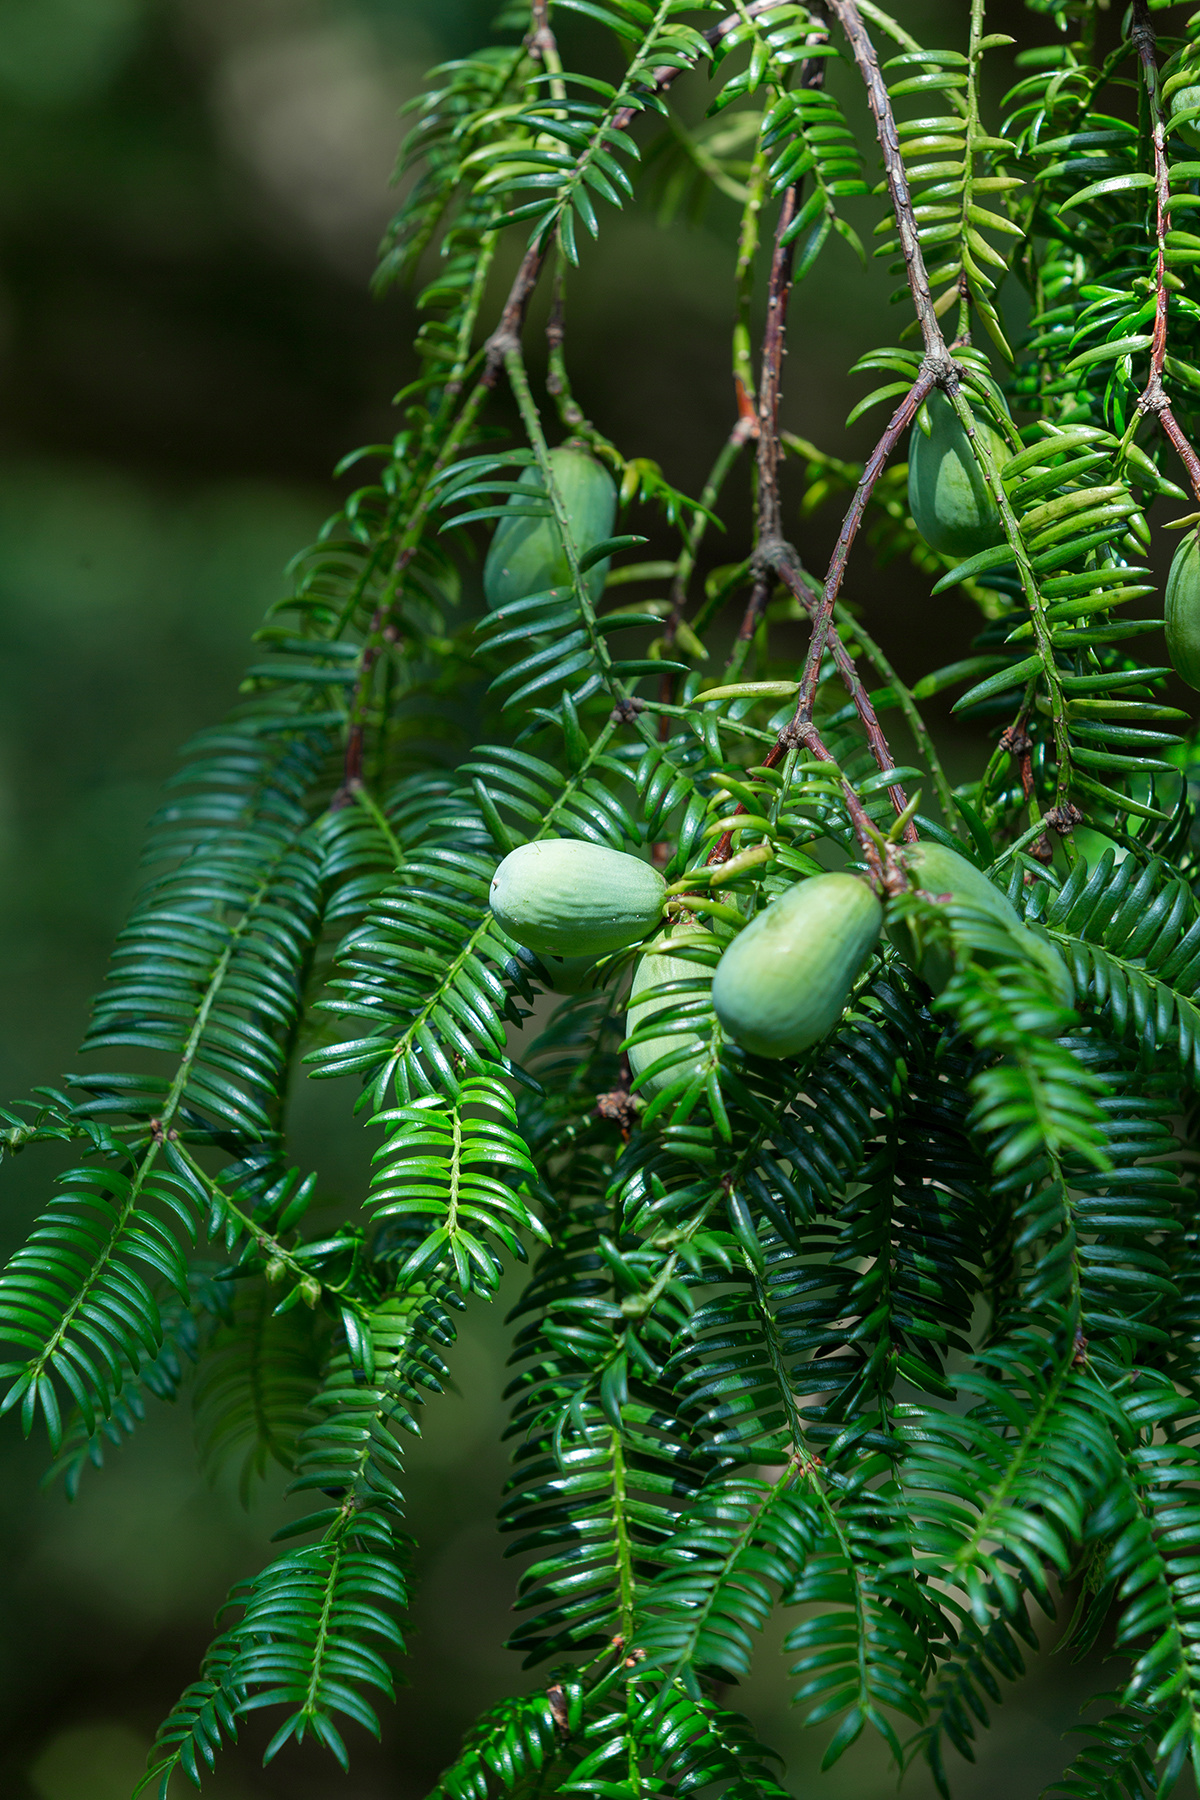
[0,1,1187,1797]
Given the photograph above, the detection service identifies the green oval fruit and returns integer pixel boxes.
[907,388,1009,558]
[894,839,1072,1006]
[1170,82,1200,153]
[1166,530,1200,691]
[489,839,665,958]
[483,447,616,611]
[626,928,712,1098]
[900,839,1023,927]
[537,953,599,994]
[712,873,882,1059]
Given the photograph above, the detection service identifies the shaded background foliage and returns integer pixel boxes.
[0,0,1183,1796]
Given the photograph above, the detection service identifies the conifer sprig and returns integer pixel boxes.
[1,3,1200,1798]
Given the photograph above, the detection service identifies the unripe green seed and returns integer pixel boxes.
[1170,83,1200,153]
[712,873,882,1059]
[626,927,712,1098]
[483,447,616,611]
[907,389,1009,558]
[489,839,665,958]
[1165,530,1200,691]
[893,839,1072,1006]
[536,953,599,994]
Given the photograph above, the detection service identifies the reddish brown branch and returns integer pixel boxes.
[703,543,915,867]
[736,569,772,643]
[483,244,548,387]
[825,0,949,367]
[1156,405,1200,502]
[756,185,799,546]
[723,1,933,850]
[789,720,880,853]
[788,370,936,741]
[1130,0,1200,504]
[545,274,567,382]
[774,549,915,834]
[546,271,587,428]
[754,31,827,544]
[704,712,880,868]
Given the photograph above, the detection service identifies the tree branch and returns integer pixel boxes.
[1130,0,1200,504]
[484,245,549,386]
[825,0,950,368]
[787,371,935,740]
[775,547,915,833]
[756,182,799,548]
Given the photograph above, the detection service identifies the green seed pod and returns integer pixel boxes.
[536,953,599,994]
[712,873,882,1059]
[483,447,617,611]
[1165,530,1200,691]
[893,839,1072,1006]
[626,927,712,1098]
[907,388,1009,558]
[489,839,665,958]
[1170,82,1200,153]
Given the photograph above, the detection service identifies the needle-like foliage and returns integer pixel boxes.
[4,3,1200,1799]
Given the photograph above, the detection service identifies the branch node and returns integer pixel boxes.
[1044,801,1083,837]
[998,725,1032,758]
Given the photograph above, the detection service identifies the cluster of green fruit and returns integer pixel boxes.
[481,437,1082,1096]
[490,834,1071,1098]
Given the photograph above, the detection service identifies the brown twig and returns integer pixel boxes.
[735,569,773,644]
[703,11,926,864]
[703,709,880,870]
[789,720,881,855]
[775,549,914,830]
[825,0,950,368]
[753,28,828,546]
[745,1,967,843]
[781,0,955,706]
[483,244,548,387]
[756,184,800,547]
[787,370,936,738]
[1130,0,1200,504]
